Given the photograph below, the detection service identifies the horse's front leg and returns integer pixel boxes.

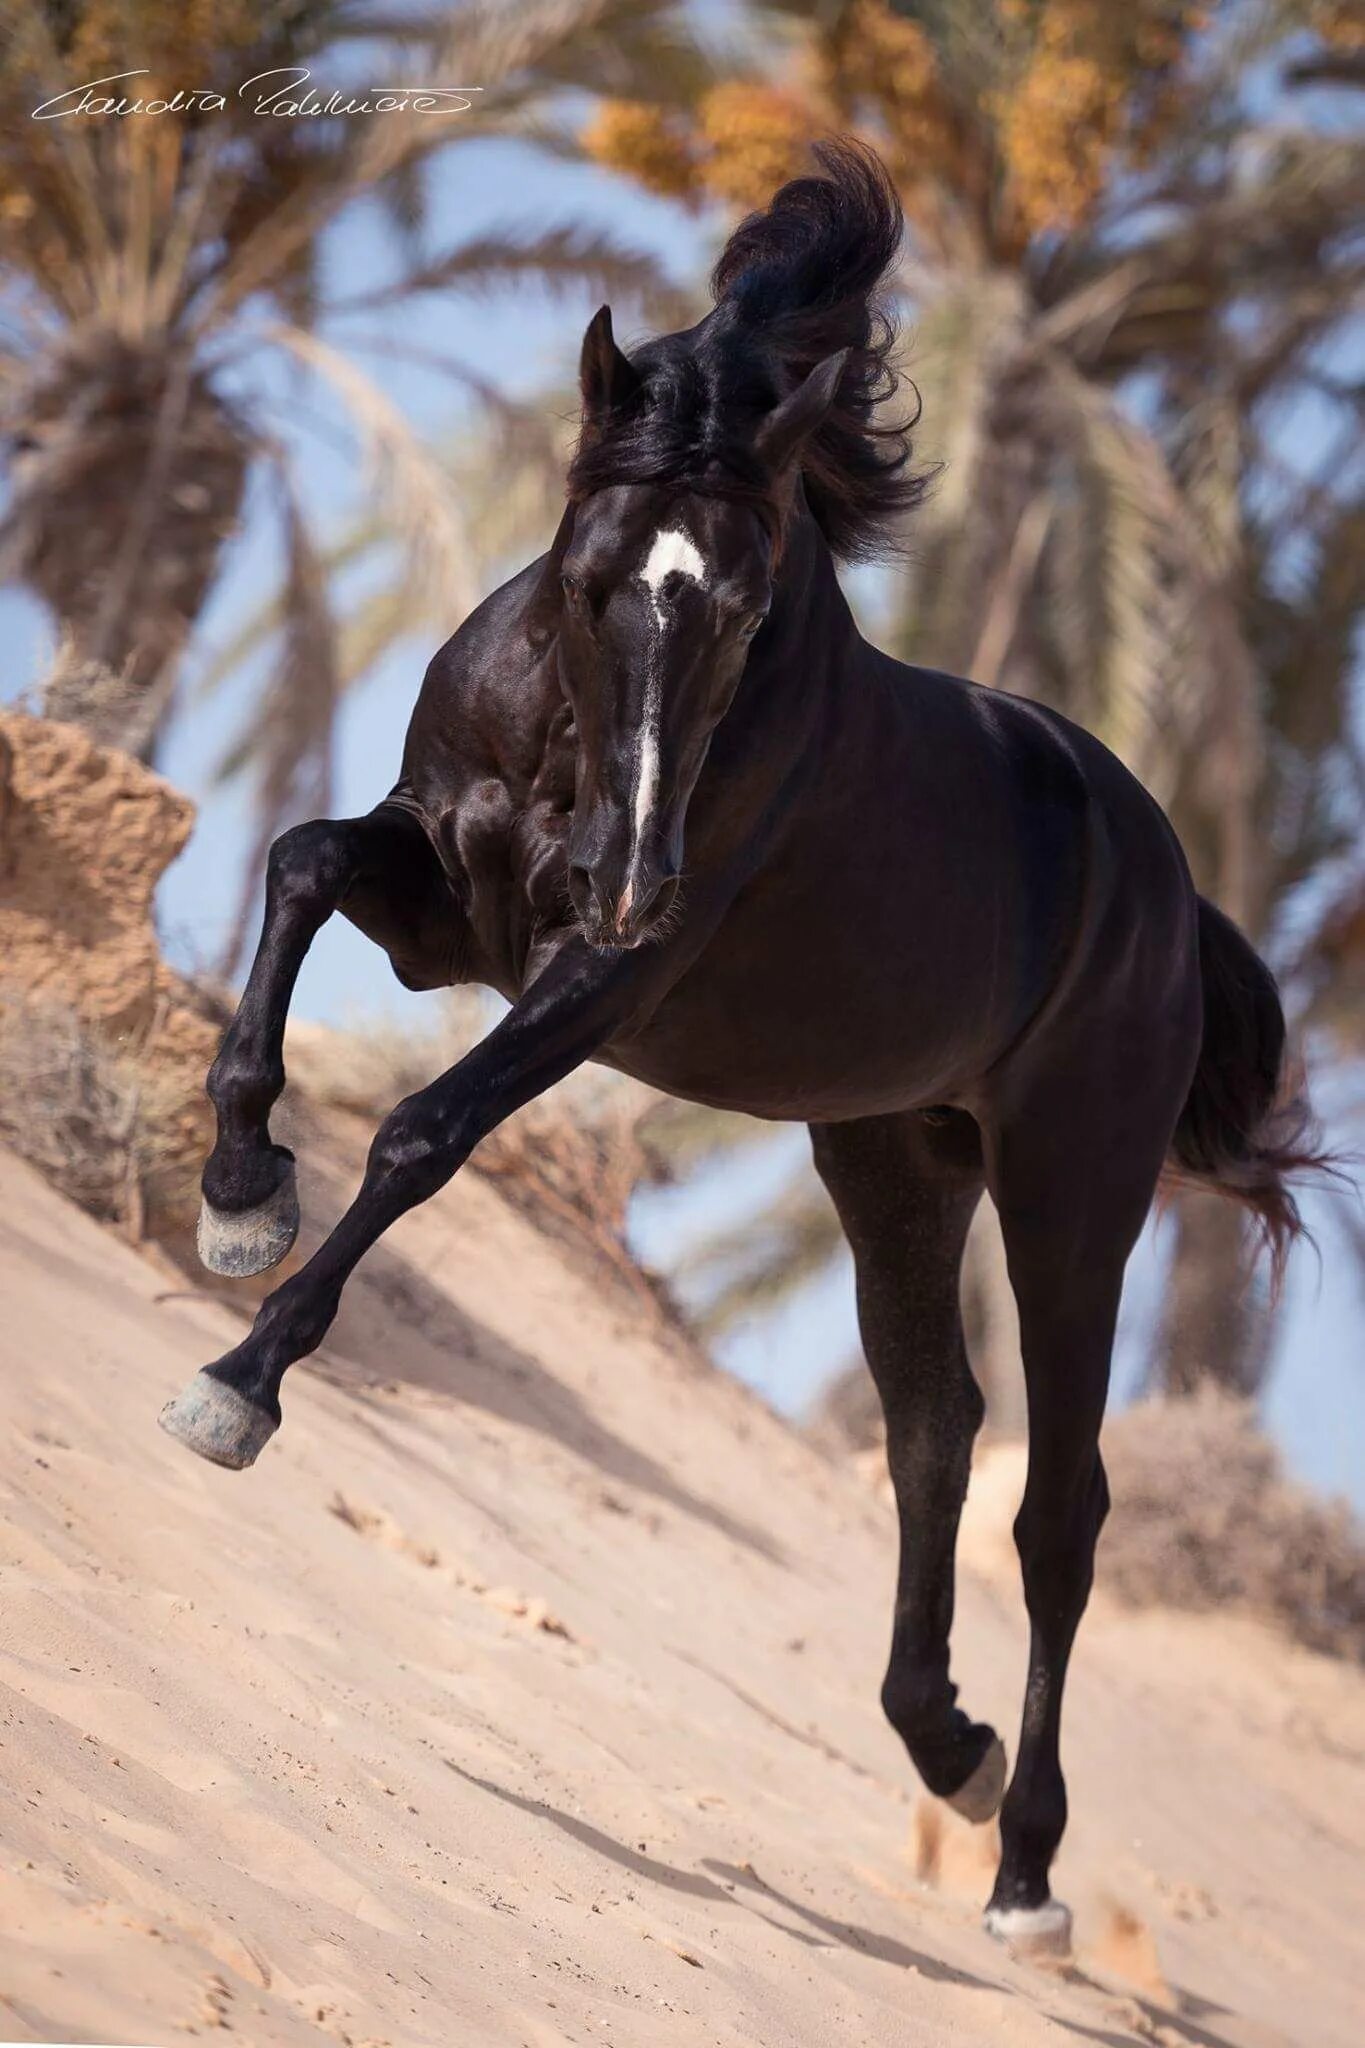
[199,805,446,1279]
[162,940,642,1469]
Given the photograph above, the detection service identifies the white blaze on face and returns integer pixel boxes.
[619,526,707,924]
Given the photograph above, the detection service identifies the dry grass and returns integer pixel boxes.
[0,988,201,1240]
[283,996,490,1119]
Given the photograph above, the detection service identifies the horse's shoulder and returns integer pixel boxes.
[418,555,549,706]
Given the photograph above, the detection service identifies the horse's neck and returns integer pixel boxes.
[709,506,855,813]
[770,501,858,672]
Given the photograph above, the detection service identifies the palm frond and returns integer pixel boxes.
[333,224,687,326]
[194,521,385,702]
[1042,362,1184,772]
[636,1098,778,1181]
[200,387,575,718]
[673,1169,847,1338]
[267,323,482,626]
[215,468,340,978]
[894,277,1030,672]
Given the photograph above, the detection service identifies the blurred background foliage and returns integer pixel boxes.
[0,0,1361,1442]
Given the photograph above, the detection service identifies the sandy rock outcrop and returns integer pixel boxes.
[0,708,217,1237]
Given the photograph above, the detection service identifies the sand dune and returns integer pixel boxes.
[1,1123,1361,2048]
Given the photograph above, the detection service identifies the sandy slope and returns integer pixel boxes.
[1,1124,1362,2048]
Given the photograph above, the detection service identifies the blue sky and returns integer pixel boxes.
[2,99,1361,1510]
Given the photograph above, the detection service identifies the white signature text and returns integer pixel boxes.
[33,68,483,121]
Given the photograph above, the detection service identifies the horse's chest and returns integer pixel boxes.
[423,780,572,996]
[604,909,992,1121]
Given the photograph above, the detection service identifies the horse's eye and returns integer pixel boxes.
[561,573,588,612]
[740,610,767,639]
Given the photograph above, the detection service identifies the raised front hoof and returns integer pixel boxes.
[944,1733,1007,1824]
[197,1161,299,1278]
[983,1899,1073,1959]
[159,1371,278,1471]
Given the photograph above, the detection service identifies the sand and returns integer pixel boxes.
[1,1118,1362,2048]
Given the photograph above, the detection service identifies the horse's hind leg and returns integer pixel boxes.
[811,1110,1004,1820]
[980,1083,1176,1955]
[200,804,448,1278]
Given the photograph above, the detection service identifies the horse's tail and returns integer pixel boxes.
[1166,896,1327,1287]
[709,137,928,560]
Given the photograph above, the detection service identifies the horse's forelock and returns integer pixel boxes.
[566,140,930,563]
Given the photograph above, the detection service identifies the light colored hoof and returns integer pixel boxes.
[159,1370,277,1471]
[197,1161,299,1278]
[945,1735,1006,1824]
[983,1899,1073,1958]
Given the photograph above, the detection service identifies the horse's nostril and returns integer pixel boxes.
[568,863,607,923]
[653,873,681,923]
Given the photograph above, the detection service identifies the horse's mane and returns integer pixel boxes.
[566,139,927,563]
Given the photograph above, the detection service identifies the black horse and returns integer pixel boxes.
[162,142,1318,1951]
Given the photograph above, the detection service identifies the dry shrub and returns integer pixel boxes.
[285,1007,665,1307]
[0,988,201,1238]
[39,636,151,754]
[1099,1392,1365,1663]
[283,998,488,1119]
[475,1078,649,1254]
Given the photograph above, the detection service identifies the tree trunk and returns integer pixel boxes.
[8,334,247,762]
[1150,1189,1272,1398]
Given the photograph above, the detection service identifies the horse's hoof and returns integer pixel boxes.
[197,1161,299,1278]
[983,1899,1073,1958]
[159,1370,277,1470]
[945,1734,1006,1824]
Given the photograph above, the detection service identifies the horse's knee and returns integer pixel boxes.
[367,1092,472,1207]
[880,1345,984,1452]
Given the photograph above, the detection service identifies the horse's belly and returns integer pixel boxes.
[601,939,1001,1122]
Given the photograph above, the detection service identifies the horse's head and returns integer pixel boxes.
[551,304,848,951]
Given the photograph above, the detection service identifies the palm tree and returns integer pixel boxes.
[580,0,1364,1408]
[0,0,709,770]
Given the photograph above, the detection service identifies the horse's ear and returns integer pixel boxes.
[579,304,643,424]
[755,349,850,473]
[526,500,577,652]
